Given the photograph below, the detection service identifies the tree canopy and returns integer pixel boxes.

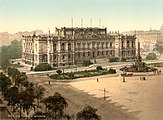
[153,43,163,53]
[76,105,101,120]
[0,40,22,69]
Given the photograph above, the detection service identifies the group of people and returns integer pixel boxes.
[153,70,162,75]
[140,76,146,81]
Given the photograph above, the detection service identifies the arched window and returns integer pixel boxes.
[122,41,124,48]
[127,41,129,47]
[53,54,56,61]
[68,43,71,50]
[61,43,65,50]
[78,52,80,57]
[88,51,90,56]
[53,44,56,51]
[110,42,113,48]
[101,42,104,48]
[132,41,134,47]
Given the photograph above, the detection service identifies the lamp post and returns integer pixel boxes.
[104,88,109,100]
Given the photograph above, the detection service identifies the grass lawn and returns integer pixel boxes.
[9,63,24,68]
[147,62,163,67]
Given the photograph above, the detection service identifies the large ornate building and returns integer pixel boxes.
[22,27,136,67]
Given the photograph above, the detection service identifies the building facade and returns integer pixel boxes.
[22,27,136,67]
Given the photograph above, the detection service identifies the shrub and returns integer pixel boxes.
[108,68,116,74]
[56,69,62,75]
[121,58,126,62]
[146,53,157,60]
[34,63,52,71]
[109,58,119,62]
[96,66,103,71]
[82,60,93,67]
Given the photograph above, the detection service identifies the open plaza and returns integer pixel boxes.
[23,60,163,120]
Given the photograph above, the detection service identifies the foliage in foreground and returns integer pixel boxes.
[77,105,101,120]
[0,67,101,120]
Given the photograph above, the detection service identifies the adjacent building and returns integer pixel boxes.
[22,27,136,67]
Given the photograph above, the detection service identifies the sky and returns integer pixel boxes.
[0,0,163,33]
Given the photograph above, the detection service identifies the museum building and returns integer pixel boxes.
[22,27,136,67]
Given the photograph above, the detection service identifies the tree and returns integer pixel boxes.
[76,105,101,120]
[18,89,36,119]
[0,46,10,70]
[0,40,22,70]
[5,86,19,112]
[42,92,68,119]
[0,72,12,97]
[7,67,28,89]
[9,40,22,59]
[34,83,45,109]
[153,43,163,53]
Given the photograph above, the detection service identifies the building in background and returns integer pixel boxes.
[123,27,161,59]
[22,27,136,67]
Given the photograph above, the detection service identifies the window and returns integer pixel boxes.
[77,43,81,49]
[87,43,91,49]
[53,44,56,51]
[93,52,95,57]
[61,43,65,50]
[128,51,130,55]
[106,42,108,48]
[83,43,86,49]
[127,41,130,47]
[68,43,71,50]
[97,42,100,48]
[78,52,80,57]
[42,54,47,63]
[53,54,56,61]
[88,51,90,56]
[68,54,71,59]
[110,42,113,48]
[106,51,108,55]
[35,44,37,51]
[132,41,134,47]
[83,52,85,57]
[62,55,65,60]
[122,41,124,48]
[92,43,95,48]
[97,51,99,56]
[101,42,104,48]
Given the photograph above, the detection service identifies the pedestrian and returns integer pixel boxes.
[97,78,99,82]
[143,77,146,81]
[140,77,143,81]
[123,76,125,82]
[49,80,50,85]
